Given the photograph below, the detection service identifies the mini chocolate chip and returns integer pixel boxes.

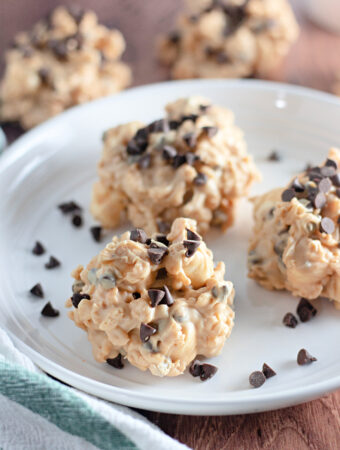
[199,104,211,113]
[157,220,170,234]
[200,363,218,381]
[41,302,59,317]
[291,178,304,192]
[331,173,340,187]
[169,120,180,130]
[281,189,296,202]
[319,177,332,193]
[325,158,338,169]
[140,323,157,343]
[249,371,266,388]
[283,312,298,328]
[183,133,197,148]
[148,247,168,264]
[30,283,44,298]
[71,293,90,308]
[189,359,202,377]
[45,256,61,269]
[134,127,149,144]
[313,192,326,209]
[193,173,207,186]
[130,228,148,244]
[268,150,281,162]
[297,348,317,365]
[58,201,82,214]
[72,214,83,227]
[183,240,200,257]
[106,354,124,369]
[185,152,198,166]
[172,154,186,168]
[321,165,336,177]
[148,119,170,134]
[127,139,147,156]
[262,363,276,379]
[156,235,169,246]
[296,298,317,322]
[162,145,177,160]
[32,241,45,255]
[186,228,201,241]
[202,126,218,138]
[181,114,199,123]
[137,154,151,169]
[90,226,102,242]
[320,217,335,234]
[132,292,141,299]
[163,285,174,306]
[38,67,50,84]
[148,289,165,307]
[168,31,181,44]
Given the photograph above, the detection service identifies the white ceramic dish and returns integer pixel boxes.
[1,79,340,415]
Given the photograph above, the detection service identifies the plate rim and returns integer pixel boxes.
[2,78,340,415]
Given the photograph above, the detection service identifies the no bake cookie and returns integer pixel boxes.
[0,6,131,129]
[91,95,259,235]
[66,217,235,377]
[158,0,299,79]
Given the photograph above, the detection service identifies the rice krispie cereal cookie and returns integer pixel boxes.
[0,6,131,129]
[91,95,259,235]
[248,148,340,308]
[158,0,299,79]
[66,217,235,377]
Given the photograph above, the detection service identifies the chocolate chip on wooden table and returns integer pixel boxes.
[297,348,317,365]
[106,354,124,369]
[72,214,83,227]
[71,293,91,308]
[296,298,317,322]
[90,226,102,242]
[267,150,281,162]
[249,371,266,388]
[193,173,207,186]
[130,228,148,244]
[183,240,200,257]
[30,283,44,298]
[41,301,59,317]
[283,312,298,328]
[202,126,218,138]
[32,241,45,255]
[148,289,165,307]
[45,256,61,269]
[262,363,276,379]
[58,201,82,214]
[320,217,335,234]
[140,323,157,343]
[186,228,201,241]
[281,189,296,202]
[148,247,168,264]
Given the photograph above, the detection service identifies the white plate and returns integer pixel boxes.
[1,79,340,415]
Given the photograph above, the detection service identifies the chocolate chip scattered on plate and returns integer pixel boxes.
[58,201,82,214]
[106,354,124,369]
[297,348,317,366]
[41,301,59,317]
[45,256,61,269]
[283,312,298,328]
[249,371,266,388]
[189,360,218,381]
[72,214,83,227]
[32,241,45,255]
[30,283,44,298]
[262,363,276,379]
[267,150,281,162]
[90,226,102,242]
[193,173,207,186]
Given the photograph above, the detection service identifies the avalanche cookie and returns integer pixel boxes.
[248,148,340,307]
[66,218,235,377]
[91,95,259,235]
[0,6,131,129]
[158,0,299,79]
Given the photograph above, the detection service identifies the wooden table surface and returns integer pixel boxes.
[2,1,340,449]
